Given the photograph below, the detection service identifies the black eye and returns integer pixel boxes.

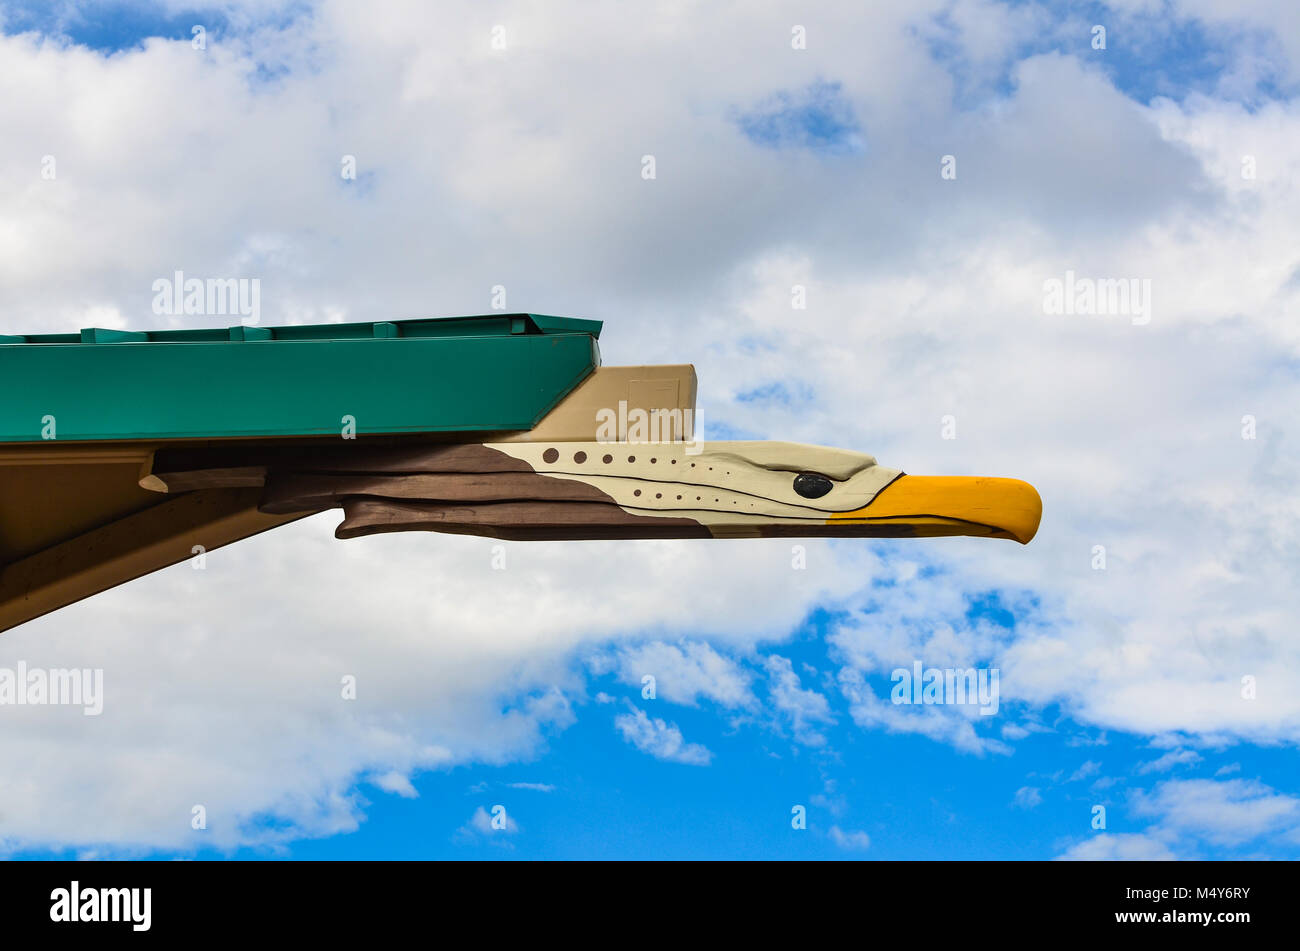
[792,473,834,499]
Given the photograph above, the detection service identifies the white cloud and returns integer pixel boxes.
[764,655,835,746]
[838,668,1010,756]
[458,805,519,839]
[1067,760,1102,783]
[613,706,712,766]
[829,826,871,850]
[1137,749,1204,774]
[600,641,755,709]
[372,771,418,798]
[1055,776,1300,859]
[1055,833,1179,861]
[1170,0,1300,88]
[0,521,852,851]
[1014,786,1043,809]
[1132,778,1300,846]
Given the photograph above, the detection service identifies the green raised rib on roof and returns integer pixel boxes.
[0,314,602,443]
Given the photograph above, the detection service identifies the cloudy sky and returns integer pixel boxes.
[1,0,1298,859]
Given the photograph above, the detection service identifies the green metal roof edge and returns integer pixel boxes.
[0,313,602,345]
[0,316,602,442]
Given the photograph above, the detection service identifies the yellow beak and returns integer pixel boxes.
[830,475,1043,544]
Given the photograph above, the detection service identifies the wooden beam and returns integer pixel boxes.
[139,465,268,493]
[258,469,616,513]
[141,442,532,492]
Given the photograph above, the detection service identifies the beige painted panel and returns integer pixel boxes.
[497,365,697,442]
[0,446,160,564]
[0,488,310,634]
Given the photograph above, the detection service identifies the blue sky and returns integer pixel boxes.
[2,0,1298,861]
[265,619,1300,862]
[0,0,229,51]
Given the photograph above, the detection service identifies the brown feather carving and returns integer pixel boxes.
[335,498,711,541]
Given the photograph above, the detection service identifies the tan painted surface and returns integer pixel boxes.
[0,488,309,633]
[496,365,697,442]
[0,445,159,565]
[0,443,313,634]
